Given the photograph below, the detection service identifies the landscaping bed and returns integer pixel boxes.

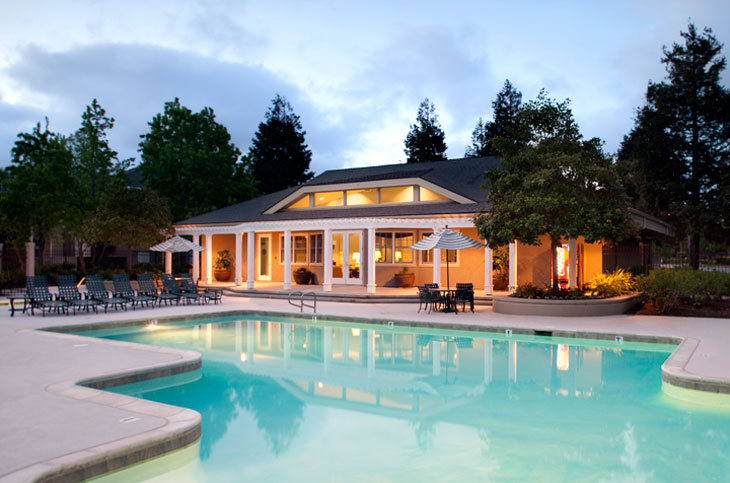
[635,299,730,318]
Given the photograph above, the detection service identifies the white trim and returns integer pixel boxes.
[235,232,242,286]
[246,231,254,289]
[283,230,291,290]
[204,234,213,284]
[192,234,200,282]
[484,245,493,295]
[264,178,475,214]
[257,234,272,281]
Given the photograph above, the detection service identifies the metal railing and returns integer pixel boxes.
[288,291,317,313]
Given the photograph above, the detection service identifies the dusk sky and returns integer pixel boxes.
[1,1,728,174]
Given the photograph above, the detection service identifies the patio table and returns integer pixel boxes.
[8,295,30,317]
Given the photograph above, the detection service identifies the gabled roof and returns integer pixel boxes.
[175,156,498,226]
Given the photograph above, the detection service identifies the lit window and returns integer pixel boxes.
[288,195,310,209]
[279,235,308,263]
[314,191,344,207]
[309,234,323,264]
[375,232,415,264]
[346,189,377,205]
[380,186,413,203]
[420,232,457,264]
[375,233,392,263]
[419,186,448,201]
[394,232,413,263]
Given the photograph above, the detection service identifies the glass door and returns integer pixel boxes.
[332,231,362,285]
[257,235,271,280]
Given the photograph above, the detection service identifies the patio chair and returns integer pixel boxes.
[57,275,103,314]
[455,283,475,313]
[85,275,128,312]
[137,273,179,305]
[417,285,443,313]
[25,275,69,316]
[161,273,203,305]
[179,277,222,304]
[112,274,157,309]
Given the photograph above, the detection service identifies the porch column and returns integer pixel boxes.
[165,252,172,275]
[367,227,376,294]
[568,238,577,289]
[508,241,517,293]
[192,234,200,282]
[204,234,213,284]
[283,230,292,290]
[235,232,243,286]
[246,231,255,289]
[25,237,35,277]
[323,228,333,292]
[484,245,493,295]
[432,248,441,286]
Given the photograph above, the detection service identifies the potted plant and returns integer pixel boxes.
[293,267,312,285]
[214,249,232,282]
[394,266,415,288]
[492,249,509,290]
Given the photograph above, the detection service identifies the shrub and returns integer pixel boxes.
[586,269,634,297]
[512,283,586,299]
[636,268,730,313]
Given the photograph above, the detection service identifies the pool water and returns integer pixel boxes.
[81,316,730,481]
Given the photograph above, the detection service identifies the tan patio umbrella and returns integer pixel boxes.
[410,226,483,289]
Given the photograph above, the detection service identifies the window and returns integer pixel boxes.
[346,188,377,205]
[309,234,323,264]
[288,195,310,209]
[314,191,343,207]
[380,186,413,204]
[375,231,414,264]
[419,186,448,201]
[279,235,308,263]
[420,232,457,264]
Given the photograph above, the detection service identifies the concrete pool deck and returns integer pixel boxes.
[1,296,729,482]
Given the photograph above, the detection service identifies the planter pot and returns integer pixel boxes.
[214,270,231,282]
[492,293,642,317]
[394,273,415,288]
[493,277,508,291]
[293,271,312,285]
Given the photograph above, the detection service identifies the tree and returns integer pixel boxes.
[0,120,76,269]
[617,23,730,268]
[466,79,523,157]
[93,187,173,272]
[474,90,634,290]
[250,94,313,194]
[139,98,256,221]
[69,99,130,270]
[404,98,447,163]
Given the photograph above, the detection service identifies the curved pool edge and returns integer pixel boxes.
[19,308,730,481]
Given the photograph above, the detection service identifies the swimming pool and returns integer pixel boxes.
[79,315,730,481]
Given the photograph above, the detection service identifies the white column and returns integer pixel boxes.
[165,252,172,274]
[432,339,441,376]
[367,228,376,294]
[323,228,333,292]
[508,241,517,293]
[484,245,493,295]
[324,327,332,374]
[205,323,212,351]
[192,234,200,282]
[366,329,375,377]
[568,238,578,289]
[432,248,441,286]
[246,231,255,289]
[25,237,35,277]
[484,339,493,384]
[204,234,213,284]
[508,341,517,382]
[247,320,255,363]
[283,230,292,290]
[235,232,243,286]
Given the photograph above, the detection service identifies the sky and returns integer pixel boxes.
[1,1,729,175]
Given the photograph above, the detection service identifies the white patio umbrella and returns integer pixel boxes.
[410,227,483,290]
[149,236,205,274]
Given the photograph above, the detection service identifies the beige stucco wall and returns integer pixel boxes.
[582,240,603,283]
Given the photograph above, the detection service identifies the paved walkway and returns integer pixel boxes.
[1,296,729,481]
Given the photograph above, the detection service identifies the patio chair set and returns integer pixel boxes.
[417,283,474,314]
[14,274,223,316]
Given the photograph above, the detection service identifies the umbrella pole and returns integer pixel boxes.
[446,249,450,290]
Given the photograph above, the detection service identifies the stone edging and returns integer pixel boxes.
[492,293,642,317]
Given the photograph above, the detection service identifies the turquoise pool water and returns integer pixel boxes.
[80,315,730,481]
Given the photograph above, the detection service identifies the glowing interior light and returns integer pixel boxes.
[557,344,569,371]
[240,352,247,362]
[317,382,324,389]
[351,328,361,336]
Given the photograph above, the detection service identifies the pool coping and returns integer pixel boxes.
[12,308,730,481]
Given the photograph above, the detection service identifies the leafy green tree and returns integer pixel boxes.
[617,23,730,268]
[68,99,130,270]
[466,79,523,157]
[93,187,173,272]
[139,98,256,221]
[474,90,633,290]
[404,98,447,163]
[0,120,76,269]
[250,94,313,194]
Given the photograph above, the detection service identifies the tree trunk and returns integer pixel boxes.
[78,240,86,273]
[36,237,45,269]
[126,245,133,273]
[551,237,560,292]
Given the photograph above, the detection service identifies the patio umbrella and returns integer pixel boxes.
[410,227,483,289]
[149,235,205,253]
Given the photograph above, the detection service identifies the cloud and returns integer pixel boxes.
[1,43,354,173]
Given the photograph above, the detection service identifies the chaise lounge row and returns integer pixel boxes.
[22,273,222,316]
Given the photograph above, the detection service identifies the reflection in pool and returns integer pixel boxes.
[81,316,730,482]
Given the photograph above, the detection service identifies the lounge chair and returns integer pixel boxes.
[57,275,103,314]
[26,275,69,316]
[112,274,157,309]
[455,283,475,313]
[179,277,223,304]
[161,273,203,304]
[85,275,128,312]
[137,273,179,305]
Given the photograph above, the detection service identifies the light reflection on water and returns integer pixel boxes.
[83,316,730,482]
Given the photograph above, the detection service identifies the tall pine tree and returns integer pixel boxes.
[466,79,523,157]
[617,23,730,268]
[250,94,313,194]
[404,98,447,163]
